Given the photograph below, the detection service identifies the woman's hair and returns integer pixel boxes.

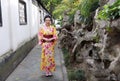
[44,15,52,22]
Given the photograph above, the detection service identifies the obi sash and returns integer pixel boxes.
[41,35,55,42]
[43,35,53,38]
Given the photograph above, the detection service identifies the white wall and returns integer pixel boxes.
[41,8,44,24]
[0,0,48,56]
[39,7,44,29]
[9,0,31,51]
[30,4,39,38]
[0,0,11,56]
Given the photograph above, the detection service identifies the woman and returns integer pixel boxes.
[38,15,58,77]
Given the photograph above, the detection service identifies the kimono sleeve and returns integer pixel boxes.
[38,27,44,45]
[53,27,58,40]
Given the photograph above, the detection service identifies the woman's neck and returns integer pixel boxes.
[45,24,50,27]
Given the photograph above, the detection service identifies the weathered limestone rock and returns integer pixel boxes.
[62,10,70,26]
[99,0,109,6]
[107,0,117,5]
[111,18,120,30]
[74,10,81,29]
[93,0,120,80]
[118,73,120,81]
[109,54,120,75]
[60,0,120,80]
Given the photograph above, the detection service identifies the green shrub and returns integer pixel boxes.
[105,26,112,33]
[80,0,99,17]
[97,0,120,20]
[93,34,100,43]
[68,70,76,80]
[79,0,99,24]
[62,48,70,66]
[68,69,86,81]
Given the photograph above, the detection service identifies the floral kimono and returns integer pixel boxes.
[38,25,58,72]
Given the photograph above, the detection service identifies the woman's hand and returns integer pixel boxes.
[42,37,55,42]
[43,37,48,41]
[47,39,52,42]
[42,37,51,42]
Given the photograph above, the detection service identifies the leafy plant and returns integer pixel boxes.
[93,34,100,43]
[77,0,99,25]
[41,0,62,15]
[62,48,70,66]
[53,0,82,19]
[68,69,86,81]
[105,26,112,33]
[80,0,99,17]
[68,70,76,80]
[97,0,120,20]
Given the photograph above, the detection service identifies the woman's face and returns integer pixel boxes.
[45,18,51,26]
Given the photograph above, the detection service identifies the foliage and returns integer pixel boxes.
[42,0,99,24]
[97,0,120,20]
[80,0,99,17]
[105,26,112,33]
[68,69,86,81]
[53,0,82,19]
[62,47,86,80]
[78,0,99,25]
[68,13,75,24]
[62,48,70,66]
[93,34,100,43]
[41,0,62,15]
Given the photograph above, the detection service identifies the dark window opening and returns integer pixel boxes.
[39,11,42,24]
[0,0,2,26]
[19,0,27,25]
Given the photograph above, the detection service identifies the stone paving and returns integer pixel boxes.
[5,44,68,81]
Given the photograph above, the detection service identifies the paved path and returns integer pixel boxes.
[5,44,68,81]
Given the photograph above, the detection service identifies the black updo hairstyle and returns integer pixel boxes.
[44,15,52,22]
